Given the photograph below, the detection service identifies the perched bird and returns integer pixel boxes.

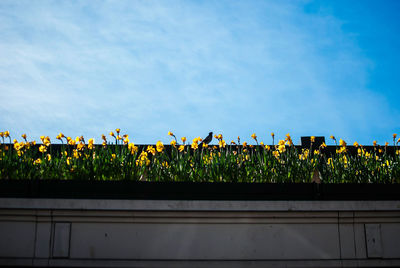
[199,132,213,147]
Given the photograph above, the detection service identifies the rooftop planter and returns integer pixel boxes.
[1,132,399,200]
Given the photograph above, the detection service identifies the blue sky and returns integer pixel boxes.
[0,0,399,145]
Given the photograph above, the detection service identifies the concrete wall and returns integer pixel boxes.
[0,199,399,267]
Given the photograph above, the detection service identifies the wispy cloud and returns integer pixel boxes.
[0,0,398,144]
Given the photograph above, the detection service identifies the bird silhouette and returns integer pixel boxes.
[199,132,213,147]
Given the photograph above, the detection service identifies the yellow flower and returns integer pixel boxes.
[251,133,257,140]
[219,140,226,148]
[147,145,156,155]
[33,158,41,165]
[21,134,27,140]
[178,145,185,152]
[66,157,71,165]
[77,143,85,151]
[243,142,247,148]
[88,138,94,150]
[156,141,164,152]
[339,139,346,147]
[102,134,107,141]
[68,138,76,146]
[115,128,120,134]
[373,140,377,146]
[217,134,223,140]
[181,137,187,143]
[327,158,333,166]
[46,154,51,161]
[73,149,79,159]
[123,137,129,145]
[202,143,209,148]
[320,142,327,149]
[109,131,115,137]
[271,132,275,137]
[330,135,335,140]
[168,131,174,136]
[353,141,359,147]
[136,151,149,166]
[314,150,320,155]
[128,143,138,154]
[385,142,389,147]
[162,161,169,168]
[170,140,176,147]
[191,141,199,150]
[14,142,23,151]
[393,133,397,140]
[4,131,10,138]
[0,132,3,137]
[265,145,271,151]
[310,136,315,143]
[273,150,279,158]
[278,144,286,153]
[39,145,47,153]
[111,153,116,160]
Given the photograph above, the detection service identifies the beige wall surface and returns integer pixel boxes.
[0,199,399,267]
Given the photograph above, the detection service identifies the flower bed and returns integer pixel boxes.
[1,130,399,183]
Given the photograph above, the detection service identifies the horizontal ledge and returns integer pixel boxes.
[1,198,400,211]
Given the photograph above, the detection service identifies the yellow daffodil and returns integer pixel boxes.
[102,134,107,141]
[243,142,247,148]
[393,133,397,140]
[178,145,185,152]
[339,139,346,147]
[219,140,226,148]
[147,145,156,155]
[33,158,41,165]
[181,137,187,143]
[39,145,47,153]
[77,143,85,151]
[128,143,138,154]
[21,134,27,140]
[109,131,115,137]
[88,138,94,149]
[116,128,120,134]
[168,131,174,136]
[373,140,377,146]
[46,154,51,161]
[310,136,315,143]
[170,140,177,147]
[162,161,169,168]
[156,141,164,152]
[191,141,199,150]
[353,141,359,147]
[271,132,275,137]
[320,142,327,149]
[251,133,257,140]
